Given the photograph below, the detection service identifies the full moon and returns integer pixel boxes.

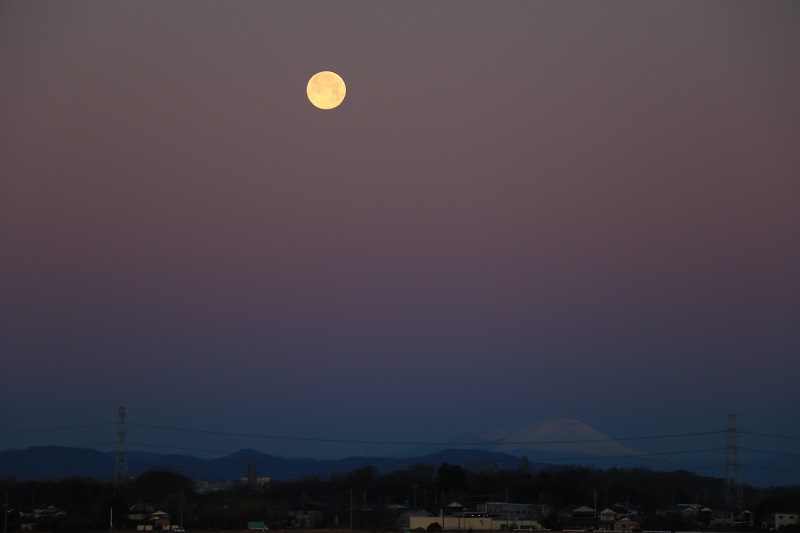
[307,71,346,110]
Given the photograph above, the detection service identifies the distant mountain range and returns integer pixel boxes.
[0,445,529,482]
[2,419,796,487]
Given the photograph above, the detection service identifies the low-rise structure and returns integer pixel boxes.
[775,512,800,529]
[410,514,542,531]
[476,502,541,522]
[599,504,639,532]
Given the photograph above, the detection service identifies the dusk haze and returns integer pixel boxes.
[1,1,798,485]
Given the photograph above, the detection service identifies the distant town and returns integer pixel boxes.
[3,458,799,533]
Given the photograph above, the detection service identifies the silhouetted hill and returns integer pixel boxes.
[0,446,116,480]
[1,445,795,487]
[0,446,526,482]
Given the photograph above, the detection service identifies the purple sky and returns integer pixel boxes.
[2,2,799,467]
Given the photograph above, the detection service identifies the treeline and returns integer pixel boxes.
[2,462,799,532]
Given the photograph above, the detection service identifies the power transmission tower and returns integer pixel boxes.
[114,406,128,484]
[247,459,257,487]
[723,413,744,512]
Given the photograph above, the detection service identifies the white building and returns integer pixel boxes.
[775,512,800,529]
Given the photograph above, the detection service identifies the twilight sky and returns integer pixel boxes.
[2,2,799,474]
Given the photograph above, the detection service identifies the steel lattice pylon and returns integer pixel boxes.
[114,406,128,484]
[723,413,744,511]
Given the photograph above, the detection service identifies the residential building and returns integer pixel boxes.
[775,512,800,529]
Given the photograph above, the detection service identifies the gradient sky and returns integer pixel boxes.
[2,2,799,470]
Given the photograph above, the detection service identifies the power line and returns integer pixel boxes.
[741,448,800,459]
[525,447,727,463]
[741,464,800,475]
[0,421,725,447]
[126,441,237,456]
[0,423,116,435]
[744,431,800,442]
[8,420,795,471]
[72,442,119,449]
[126,440,727,467]
[127,422,722,447]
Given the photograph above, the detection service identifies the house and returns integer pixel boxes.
[286,503,323,529]
[775,512,800,529]
[18,504,67,529]
[709,508,752,529]
[710,509,735,528]
[659,504,696,519]
[128,504,156,521]
[599,508,618,529]
[610,503,638,520]
[599,506,638,532]
[557,505,597,519]
[556,505,598,530]
[613,516,639,532]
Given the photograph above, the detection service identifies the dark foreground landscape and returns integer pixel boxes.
[3,455,799,533]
